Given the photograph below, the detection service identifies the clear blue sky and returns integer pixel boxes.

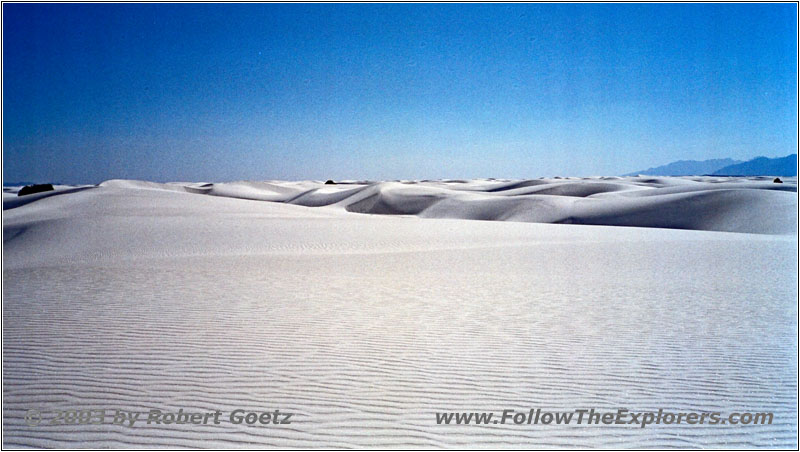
[3,3,797,183]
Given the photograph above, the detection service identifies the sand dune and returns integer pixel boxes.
[3,178,797,448]
[2,185,95,210]
[55,176,796,235]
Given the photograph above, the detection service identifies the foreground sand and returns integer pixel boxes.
[3,178,798,448]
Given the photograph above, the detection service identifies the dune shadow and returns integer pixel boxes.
[3,186,96,210]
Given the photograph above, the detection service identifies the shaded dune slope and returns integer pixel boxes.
[6,177,795,234]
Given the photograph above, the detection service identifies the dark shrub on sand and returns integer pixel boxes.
[18,184,54,196]
[774,177,783,183]
[325,180,336,185]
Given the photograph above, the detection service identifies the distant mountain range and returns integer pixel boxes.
[710,154,797,176]
[625,154,797,177]
[623,158,742,176]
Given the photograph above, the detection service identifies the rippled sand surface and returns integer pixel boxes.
[3,182,797,448]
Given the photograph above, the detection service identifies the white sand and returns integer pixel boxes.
[3,177,797,448]
[95,176,798,234]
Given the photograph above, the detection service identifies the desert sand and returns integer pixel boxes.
[3,177,797,448]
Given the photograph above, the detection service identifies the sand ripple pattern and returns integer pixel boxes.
[4,244,798,448]
[3,182,798,448]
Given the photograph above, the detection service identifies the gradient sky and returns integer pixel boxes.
[3,3,797,183]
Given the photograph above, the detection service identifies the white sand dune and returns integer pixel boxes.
[3,178,798,448]
[86,176,799,234]
[2,184,95,210]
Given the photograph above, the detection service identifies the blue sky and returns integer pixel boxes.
[3,3,797,183]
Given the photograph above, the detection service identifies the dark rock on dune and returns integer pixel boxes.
[18,184,54,196]
[774,178,783,183]
[325,180,336,185]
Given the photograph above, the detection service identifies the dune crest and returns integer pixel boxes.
[36,177,791,235]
